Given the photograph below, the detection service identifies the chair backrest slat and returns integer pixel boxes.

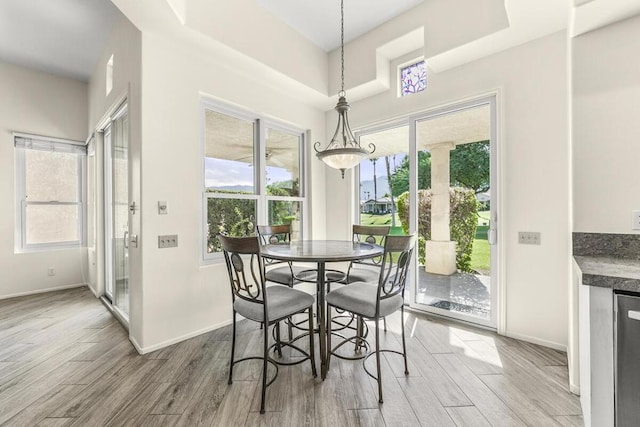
[218,234,267,306]
[352,225,390,267]
[376,234,416,315]
[256,224,291,245]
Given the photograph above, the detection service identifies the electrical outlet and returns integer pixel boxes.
[158,201,168,215]
[47,268,55,276]
[158,234,178,248]
[518,232,541,245]
[632,211,640,230]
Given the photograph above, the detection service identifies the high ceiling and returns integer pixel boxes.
[0,0,640,88]
[255,0,424,51]
[0,0,426,81]
[0,0,119,81]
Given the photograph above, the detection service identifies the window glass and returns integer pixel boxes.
[358,126,408,236]
[204,110,255,194]
[15,135,85,251]
[202,103,305,260]
[265,128,300,197]
[25,150,79,202]
[26,204,80,244]
[400,60,426,96]
[206,198,256,253]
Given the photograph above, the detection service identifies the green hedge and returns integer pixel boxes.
[397,187,478,272]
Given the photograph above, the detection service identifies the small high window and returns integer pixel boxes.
[400,60,426,96]
[106,54,114,95]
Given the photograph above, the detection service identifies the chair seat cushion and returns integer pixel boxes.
[326,282,403,318]
[234,285,314,323]
[265,265,308,286]
[345,265,380,284]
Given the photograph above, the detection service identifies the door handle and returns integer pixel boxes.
[488,228,497,245]
[124,231,129,249]
[628,310,640,321]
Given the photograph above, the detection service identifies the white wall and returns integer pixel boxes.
[328,32,571,348]
[135,33,326,351]
[0,62,88,299]
[186,0,327,96]
[573,14,640,233]
[87,13,142,341]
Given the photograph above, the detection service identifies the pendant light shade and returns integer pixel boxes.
[314,0,375,178]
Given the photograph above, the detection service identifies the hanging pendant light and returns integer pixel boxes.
[314,0,375,179]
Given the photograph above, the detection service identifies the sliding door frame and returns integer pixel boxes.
[354,92,503,331]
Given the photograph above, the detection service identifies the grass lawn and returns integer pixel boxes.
[478,210,490,225]
[360,212,491,274]
[360,213,398,226]
[471,225,490,275]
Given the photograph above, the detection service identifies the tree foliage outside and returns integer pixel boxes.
[450,141,490,194]
[389,151,431,196]
[396,187,478,272]
[207,180,299,253]
[389,141,490,197]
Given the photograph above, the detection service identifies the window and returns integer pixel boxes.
[14,134,86,251]
[202,101,305,260]
[400,60,426,96]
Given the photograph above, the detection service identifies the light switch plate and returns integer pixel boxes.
[518,231,540,245]
[158,235,178,248]
[158,201,168,215]
[632,211,640,230]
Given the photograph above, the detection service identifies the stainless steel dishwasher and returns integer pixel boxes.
[615,292,640,427]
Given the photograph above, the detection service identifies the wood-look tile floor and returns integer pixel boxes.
[0,287,583,426]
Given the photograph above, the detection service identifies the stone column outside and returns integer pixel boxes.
[424,142,457,275]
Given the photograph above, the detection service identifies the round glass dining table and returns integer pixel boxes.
[261,240,384,379]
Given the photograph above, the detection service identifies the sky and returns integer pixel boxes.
[204,157,293,189]
[204,154,406,190]
[358,153,407,182]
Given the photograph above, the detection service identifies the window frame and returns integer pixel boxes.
[14,133,87,252]
[200,98,307,263]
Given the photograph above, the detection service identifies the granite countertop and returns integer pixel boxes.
[574,256,640,293]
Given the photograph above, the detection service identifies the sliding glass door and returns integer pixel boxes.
[104,103,130,322]
[356,96,497,328]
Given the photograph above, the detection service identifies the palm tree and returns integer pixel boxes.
[385,156,396,227]
[371,158,378,200]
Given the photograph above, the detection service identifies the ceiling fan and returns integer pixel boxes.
[234,147,289,169]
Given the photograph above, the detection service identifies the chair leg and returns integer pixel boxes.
[288,316,293,342]
[308,307,317,378]
[326,305,332,372]
[228,311,237,385]
[383,316,388,332]
[354,316,361,352]
[401,306,409,375]
[375,318,383,404]
[275,321,283,358]
[260,319,269,414]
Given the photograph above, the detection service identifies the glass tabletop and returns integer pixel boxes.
[261,239,383,262]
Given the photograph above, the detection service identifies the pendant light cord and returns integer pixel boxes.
[340,0,345,97]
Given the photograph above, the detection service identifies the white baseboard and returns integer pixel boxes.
[504,330,567,352]
[570,383,580,395]
[129,318,235,355]
[87,284,99,298]
[0,283,87,300]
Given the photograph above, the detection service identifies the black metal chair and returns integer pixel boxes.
[344,224,391,284]
[219,234,317,414]
[333,225,391,343]
[257,224,345,292]
[256,224,307,287]
[326,234,416,404]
